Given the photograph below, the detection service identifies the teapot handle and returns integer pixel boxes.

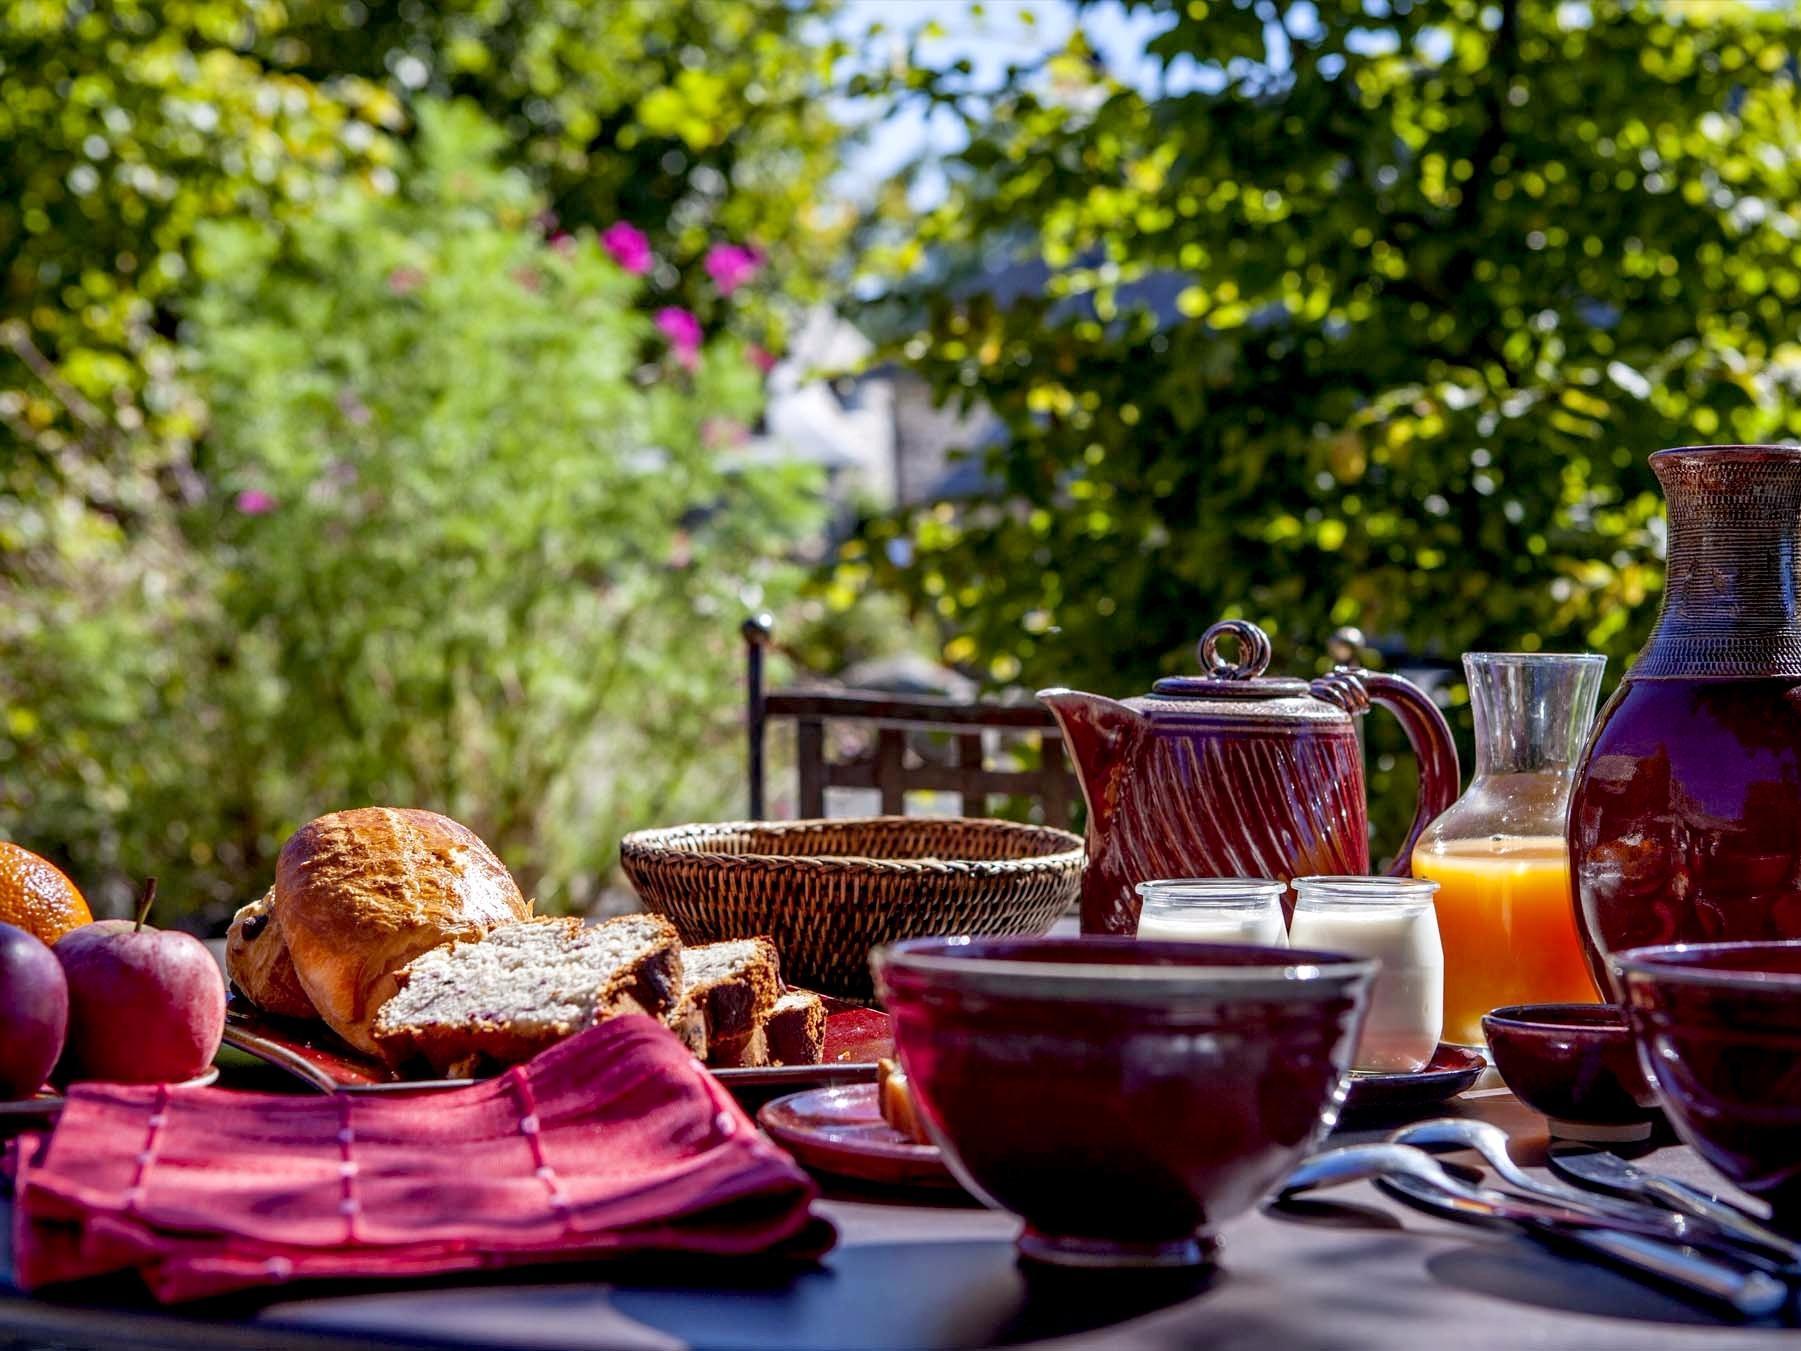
[1310,668,1460,876]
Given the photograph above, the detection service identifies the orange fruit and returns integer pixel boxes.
[0,842,92,944]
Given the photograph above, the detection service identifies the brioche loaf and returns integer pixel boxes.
[274,807,531,1056]
[225,889,317,1021]
[371,915,684,1075]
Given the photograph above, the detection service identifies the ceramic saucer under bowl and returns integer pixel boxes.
[1340,1045,1487,1118]
[758,1084,961,1190]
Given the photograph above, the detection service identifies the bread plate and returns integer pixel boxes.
[0,1068,222,1129]
[223,995,891,1097]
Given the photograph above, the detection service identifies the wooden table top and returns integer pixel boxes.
[2,1082,1796,1350]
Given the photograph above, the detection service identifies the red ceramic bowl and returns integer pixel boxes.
[1482,1004,1660,1142]
[872,936,1375,1269]
[1616,941,1801,1223]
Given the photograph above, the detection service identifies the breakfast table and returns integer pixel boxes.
[2,1082,1794,1351]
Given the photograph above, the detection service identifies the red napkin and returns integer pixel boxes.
[11,1015,831,1302]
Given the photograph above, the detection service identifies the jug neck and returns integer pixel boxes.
[1465,653,1605,779]
[1638,445,1801,679]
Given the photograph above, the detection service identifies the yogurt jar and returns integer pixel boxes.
[1288,876,1443,1073]
[1134,878,1289,947]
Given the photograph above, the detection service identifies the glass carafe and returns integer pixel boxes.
[1412,652,1607,1046]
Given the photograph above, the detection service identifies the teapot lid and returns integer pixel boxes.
[1149,621,1312,700]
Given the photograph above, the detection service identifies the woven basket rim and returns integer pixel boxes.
[621,815,1084,873]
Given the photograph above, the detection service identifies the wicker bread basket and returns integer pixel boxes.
[620,817,1085,1000]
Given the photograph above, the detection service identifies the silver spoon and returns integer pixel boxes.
[1393,1119,1800,1268]
[1283,1142,1666,1234]
[1389,1119,1695,1227]
[1280,1143,1790,1320]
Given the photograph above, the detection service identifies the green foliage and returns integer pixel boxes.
[845,0,1801,850]
[267,0,851,312]
[0,0,842,508]
[181,101,818,912]
[0,0,845,919]
[0,7,829,920]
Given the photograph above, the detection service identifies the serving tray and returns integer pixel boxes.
[222,996,892,1097]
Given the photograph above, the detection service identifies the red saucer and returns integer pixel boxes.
[758,1083,961,1190]
[1341,1044,1486,1116]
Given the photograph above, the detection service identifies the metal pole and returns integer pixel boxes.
[743,613,774,818]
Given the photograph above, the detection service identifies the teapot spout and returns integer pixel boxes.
[1038,688,1148,826]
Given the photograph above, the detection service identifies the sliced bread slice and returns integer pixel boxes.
[707,1024,770,1069]
[679,937,780,1047]
[763,990,826,1066]
[666,998,709,1061]
[371,914,682,1075]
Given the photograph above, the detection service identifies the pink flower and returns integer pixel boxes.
[655,306,703,369]
[704,243,762,297]
[747,343,778,374]
[548,231,576,257]
[600,221,653,275]
[335,389,372,426]
[234,490,277,516]
[386,266,426,295]
[702,417,749,449]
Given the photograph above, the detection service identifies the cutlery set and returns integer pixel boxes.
[1281,1122,1801,1321]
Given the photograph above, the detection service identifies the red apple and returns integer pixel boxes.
[56,882,225,1084]
[0,921,68,1098]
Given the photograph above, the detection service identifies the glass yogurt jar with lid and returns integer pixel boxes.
[1288,876,1443,1073]
[1134,878,1289,947]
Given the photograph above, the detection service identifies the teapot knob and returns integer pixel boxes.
[1327,626,1366,667]
[1197,621,1273,681]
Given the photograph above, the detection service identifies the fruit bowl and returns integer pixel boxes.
[621,818,1084,1000]
[873,935,1374,1268]
[1616,941,1801,1224]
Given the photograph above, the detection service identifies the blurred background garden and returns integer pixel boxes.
[3,0,1799,928]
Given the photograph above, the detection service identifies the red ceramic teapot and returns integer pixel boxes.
[1040,621,1459,935]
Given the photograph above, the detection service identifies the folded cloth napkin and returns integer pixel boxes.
[11,1014,831,1302]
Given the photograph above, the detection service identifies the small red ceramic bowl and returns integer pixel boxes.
[1616,941,1801,1225]
[872,935,1375,1269]
[1481,1004,1660,1143]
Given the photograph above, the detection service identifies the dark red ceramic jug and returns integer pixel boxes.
[1571,445,1801,995]
[1040,621,1459,935]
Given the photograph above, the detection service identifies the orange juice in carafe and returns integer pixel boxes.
[1413,835,1598,1046]
[1411,652,1607,1046]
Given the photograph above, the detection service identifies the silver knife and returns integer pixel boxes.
[1550,1148,1801,1266]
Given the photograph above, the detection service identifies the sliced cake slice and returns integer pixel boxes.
[763,990,826,1066]
[371,914,682,1075]
[675,937,780,1057]
[707,1024,770,1069]
[666,998,709,1061]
